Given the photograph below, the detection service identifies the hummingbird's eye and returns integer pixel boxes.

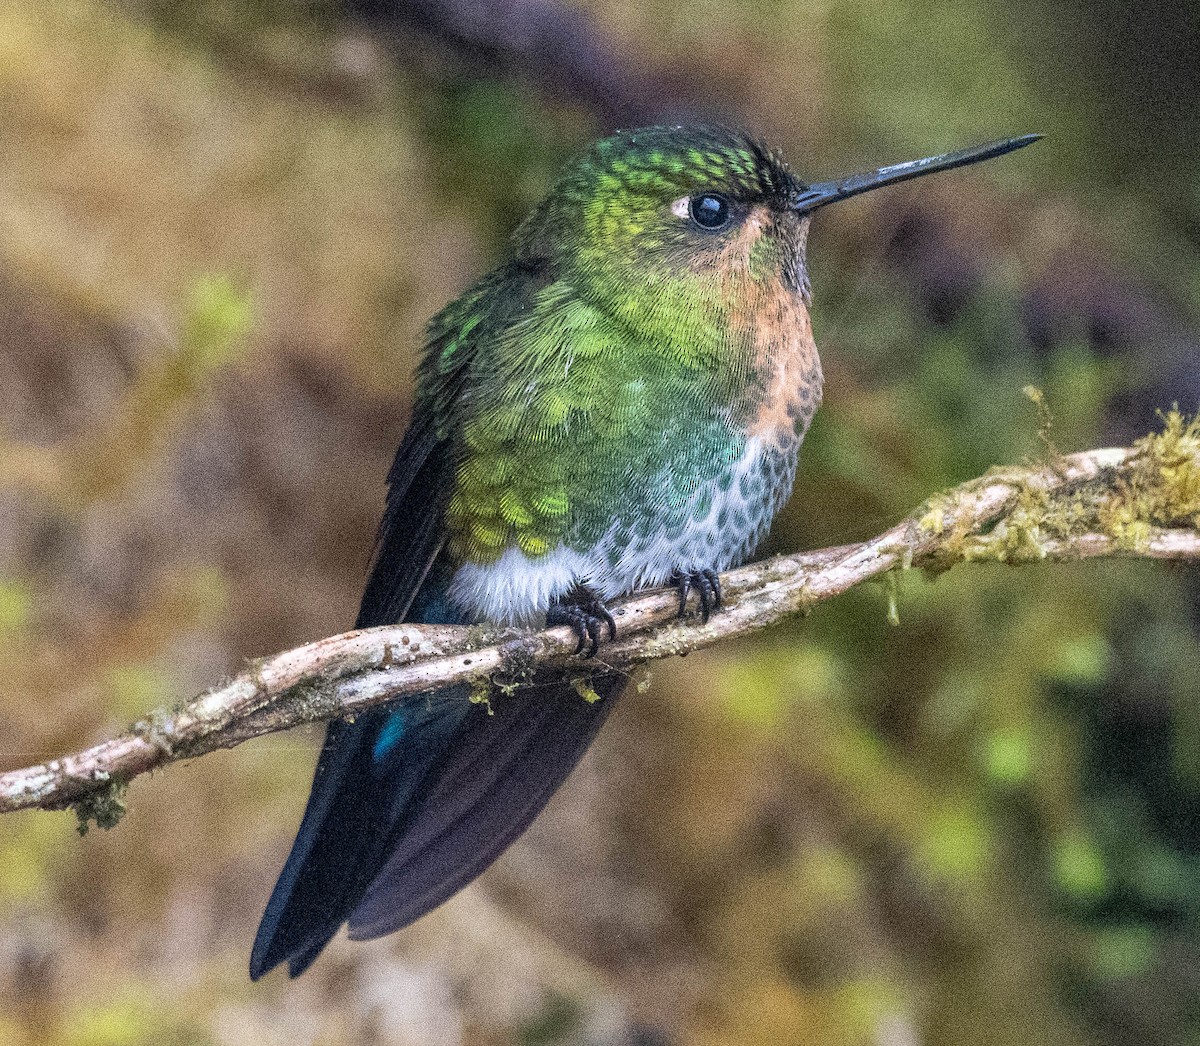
[688,194,731,230]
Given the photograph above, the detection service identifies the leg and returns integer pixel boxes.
[670,568,723,624]
[547,583,617,658]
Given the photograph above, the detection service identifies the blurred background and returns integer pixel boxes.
[2,1,1200,1043]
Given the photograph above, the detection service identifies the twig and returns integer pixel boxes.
[2,438,1199,822]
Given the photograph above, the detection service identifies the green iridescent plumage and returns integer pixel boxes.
[416,127,810,569]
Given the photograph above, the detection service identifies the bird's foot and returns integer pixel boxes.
[671,568,723,623]
[547,584,617,658]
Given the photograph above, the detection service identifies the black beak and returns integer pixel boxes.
[789,134,1042,214]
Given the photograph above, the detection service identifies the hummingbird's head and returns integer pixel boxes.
[514,125,1039,337]
[521,126,812,308]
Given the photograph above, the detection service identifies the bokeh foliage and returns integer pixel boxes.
[1,1,1198,1044]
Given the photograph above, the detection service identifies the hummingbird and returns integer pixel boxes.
[249,125,1039,979]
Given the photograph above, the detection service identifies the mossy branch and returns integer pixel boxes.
[3,416,1199,826]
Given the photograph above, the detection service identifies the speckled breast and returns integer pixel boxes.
[583,293,824,599]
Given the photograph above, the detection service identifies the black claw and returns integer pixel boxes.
[547,585,616,659]
[570,611,589,656]
[584,615,601,658]
[672,567,725,623]
[599,603,617,642]
[674,571,692,618]
[703,568,723,609]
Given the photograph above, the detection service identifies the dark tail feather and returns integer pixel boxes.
[348,673,623,939]
[250,673,622,978]
[249,699,472,979]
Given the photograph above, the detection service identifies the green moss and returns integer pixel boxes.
[920,411,1199,570]
[74,778,128,835]
[468,677,494,713]
[1098,410,1200,548]
[570,676,603,704]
